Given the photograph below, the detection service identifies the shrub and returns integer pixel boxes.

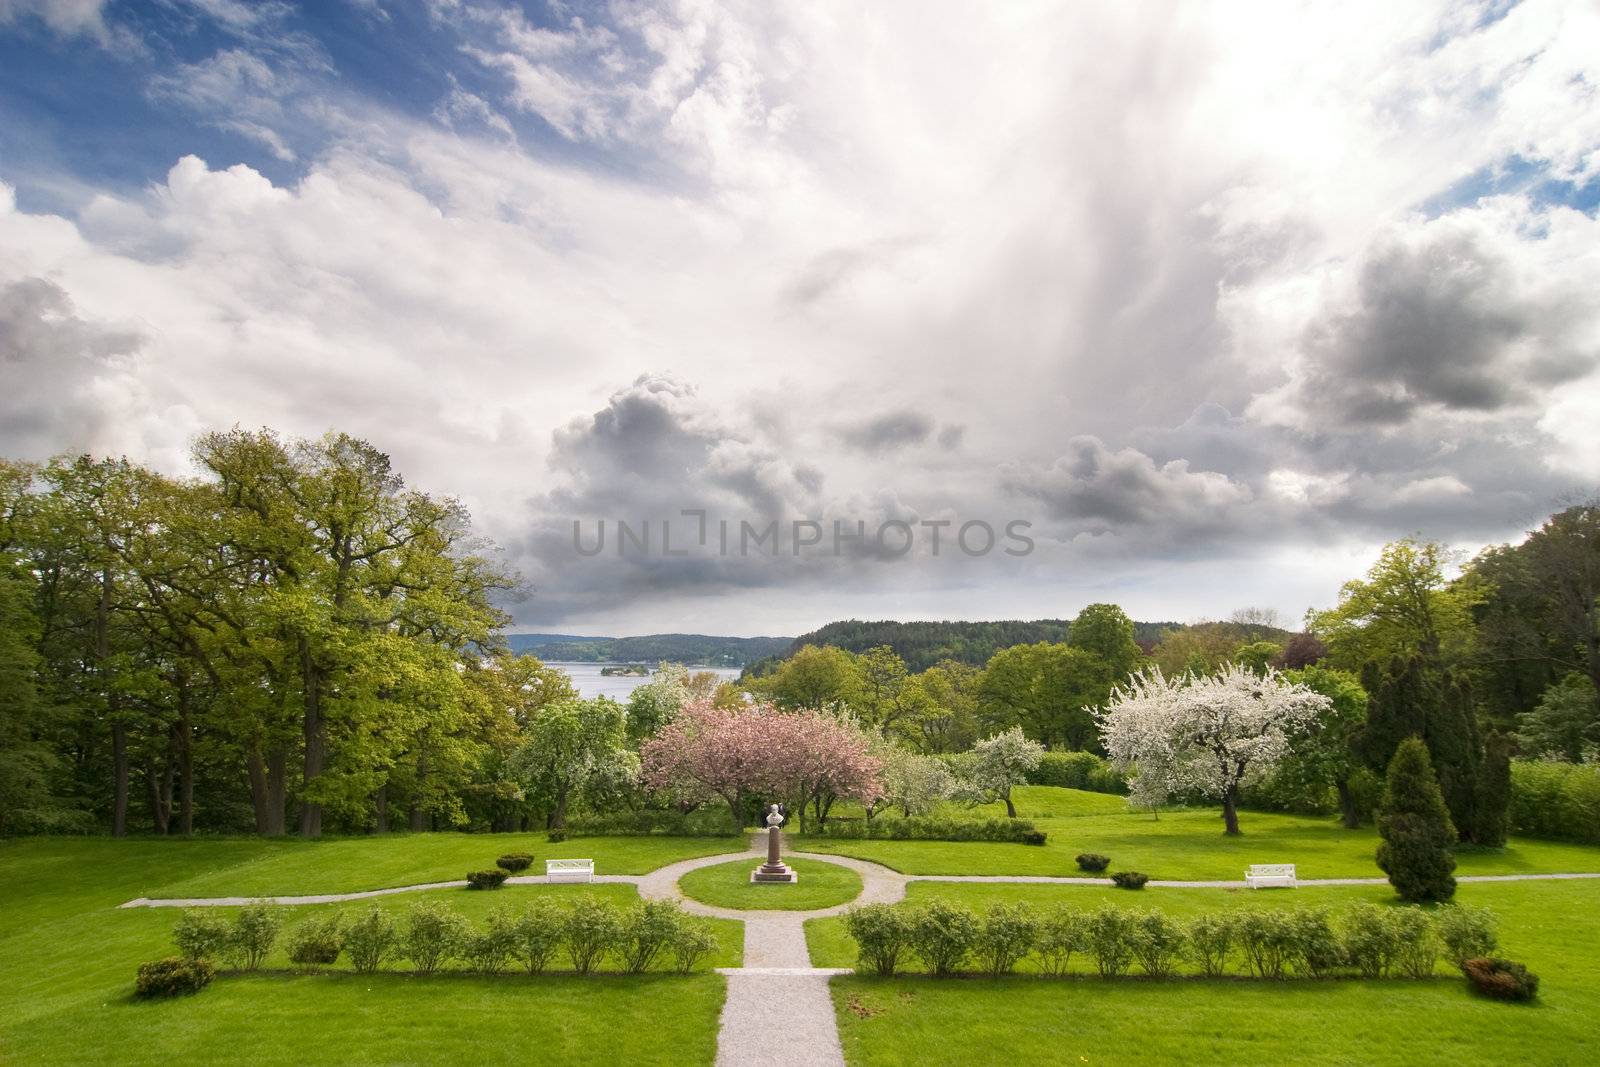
[172,909,232,963]
[1111,871,1149,890]
[1027,750,1127,794]
[908,899,978,976]
[1237,910,1294,979]
[135,957,215,998]
[1130,911,1186,978]
[1390,906,1440,979]
[1075,853,1111,873]
[619,900,684,974]
[510,900,565,975]
[466,869,508,890]
[1035,906,1089,976]
[1341,904,1399,978]
[547,829,569,843]
[1020,830,1048,846]
[461,906,519,975]
[285,912,344,966]
[564,895,622,975]
[1376,738,1458,903]
[1435,904,1497,966]
[1288,909,1343,977]
[344,905,398,973]
[1461,957,1539,1002]
[495,853,534,873]
[565,809,740,837]
[1509,760,1600,844]
[1186,913,1236,978]
[846,903,912,977]
[228,903,282,971]
[976,903,1039,977]
[403,899,470,974]
[1086,906,1137,978]
[816,815,1046,844]
[670,921,719,975]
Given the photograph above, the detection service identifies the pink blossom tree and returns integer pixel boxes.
[641,700,882,831]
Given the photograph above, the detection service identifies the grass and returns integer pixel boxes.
[0,835,742,1065]
[678,856,863,911]
[819,879,1600,1064]
[795,786,1600,880]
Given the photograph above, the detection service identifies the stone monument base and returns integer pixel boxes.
[750,863,798,884]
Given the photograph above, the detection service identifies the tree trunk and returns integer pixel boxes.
[299,639,324,838]
[178,705,194,836]
[249,746,289,835]
[111,722,129,837]
[98,568,129,837]
[1335,777,1360,829]
[409,750,429,831]
[551,785,569,829]
[1004,790,1017,819]
[149,755,174,835]
[1222,785,1241,835]
[374,784,389,833]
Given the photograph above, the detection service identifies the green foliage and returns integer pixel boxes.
[1435,904,1497,966]
[135,957,214,998]
[1086,906,1137,977]
[963,727,1045,818]
[1236,910,1294,979]
[1288,908,1343,977]
[564,809,741,837]
[563,895,622,975]
[1461,957,1539,1001]
[172,909,232,962]
[1474,730,1511,847]
[1067,604,1143,685]
[1515,673,1600,762]
[1310,537,1481,669]
[460,906,519,975]
[618,899,683,974]
[466,869,508,890]
[547,829,568,843]
[1074,852,1110,872]
[1185,913,1236,978]
[495,853,534,872]
[974,902,1038,977]
[285,912,344,966]
[907,899,978,976]
[846,903,912,977]
[815,814,1045,844]
[1341,904,1400,978]
[1035,906,1089,976]
[344,905,398,973]
[1376,738,1458,902]
[1110,871,1148,890]
[507,696,632,830]
[1026,751,1126,794]
[976,643,1109,750]
[1390,907,1441,979]
[1130,910,1186,978]
[1507,759,1600,842]
[775,619,1081,673]
[509,899,564,975]
[403,899,470,974]
[227,903,282,971]
[668,921,719,975]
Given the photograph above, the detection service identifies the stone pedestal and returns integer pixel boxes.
[751,817,797,883]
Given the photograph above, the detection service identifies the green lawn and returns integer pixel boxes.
[795,787,1600,880]
[678,856,862,911]
[0,835,741,1065]
[819,879,1600,1064]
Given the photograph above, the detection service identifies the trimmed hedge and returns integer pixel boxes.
[1508,760,1600,844]
[564,809,742,837]
[1076,853,1110,872]
[1110,871,1149,890]
[466,869,509,890]
[811,815,1046,845]
[495,853,534,873]
[135,956,215,997]
[1026,751,1127,794]
[841,899,1501,983]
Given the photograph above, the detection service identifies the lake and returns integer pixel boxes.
[548,662,743,701]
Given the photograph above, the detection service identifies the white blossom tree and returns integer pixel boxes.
[962,727,1044,818]
[872,743,958,818]
[1096,663,1332,835]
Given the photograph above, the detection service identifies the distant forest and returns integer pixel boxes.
[506,633,792,667]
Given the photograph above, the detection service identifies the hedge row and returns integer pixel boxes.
[843,900,1503,982]
[153,896,718,992]
[1507,761,1600,844]
[564,809,742,837]
[811,815,1046,845]
[1025,751,1127,795]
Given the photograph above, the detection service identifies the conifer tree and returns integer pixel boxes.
[1474,729,1511,848]
[1376,737,1457,902]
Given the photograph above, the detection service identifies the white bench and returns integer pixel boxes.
[1245,863,1297,889]
[546,859,594,883]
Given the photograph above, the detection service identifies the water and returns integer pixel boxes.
[548,662,742,701]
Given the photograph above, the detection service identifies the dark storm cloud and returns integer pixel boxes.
[839,410,934,453]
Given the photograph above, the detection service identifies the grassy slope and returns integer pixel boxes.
[795,785,1600,880]
[0,835,744,1066]
[678,857,862,911]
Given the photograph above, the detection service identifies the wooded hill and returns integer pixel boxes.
[506,633,792,667]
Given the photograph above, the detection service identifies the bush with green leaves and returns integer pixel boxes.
[908,899,979,976]
[1111,871,1149,890]
[975,902,1038,977]
[1461,957,1538,1001]
[1435,904,1497,966]
[1390,906,1440,979]
[1075,853,1110,873]
[1341,904,1399,979]
[1086,906,1137,978]
[1027,750,1126,793]
[135,957,215,998]
[619,900,684,974]
[344,905,398,973]
[461,906,519,975]
[466,869,508,890]
[846,903,912,977]
[1376,738,1458,903]
[564,895,622,975]
[1288,908,1344,977]
[1035,906,1089,976]
[815,815,1046,844]
[547,829,568,843]
[1185,913,1236,978]
[285,912,344,966]
[1237,910,1294,979]
[495,853,534,873]
[1131,911,1186,978]
[172,909,232,962]
[670,921,719,975]
[511,899,565,975]
[403,899,470,974]
[228,903,283,971]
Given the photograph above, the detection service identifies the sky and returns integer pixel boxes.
[1,0,1598,638]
